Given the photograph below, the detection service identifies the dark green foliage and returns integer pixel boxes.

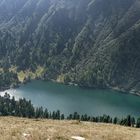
[113,117,118,124]
[0,93,34,118]
[0,70,19,90]
[136,118,140,128]
[44,108,49,118]
[35,107,44,118]
[0,93,139,128]
[0,0,140,93]
[131,117,136,127]
[61,114,65,120]
[126,115,131,127]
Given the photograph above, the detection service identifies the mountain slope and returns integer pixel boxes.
[0,117,140,140]
[0,0,140,94]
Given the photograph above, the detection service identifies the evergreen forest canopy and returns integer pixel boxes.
[1,93,140,128]
[0,0,140,94]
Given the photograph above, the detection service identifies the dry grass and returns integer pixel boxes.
[17,66,44,82]
[0,117,139,140]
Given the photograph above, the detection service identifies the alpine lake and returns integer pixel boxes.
[1,80,140,118]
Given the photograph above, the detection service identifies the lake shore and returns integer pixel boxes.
[52,78,140,97]
[1,80,140,118]
[1,77,140,98]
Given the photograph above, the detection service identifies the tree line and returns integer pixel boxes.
[0,93,140,128]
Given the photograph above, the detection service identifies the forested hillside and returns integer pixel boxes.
[0,0,140,94]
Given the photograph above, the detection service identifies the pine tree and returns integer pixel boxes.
[131,117,135,127]
[113,117,118,124]
[44,108,49,118]
[136,118,140,128]
[56,110,60,120]
[61,114,65,120]
[126,115,131,127]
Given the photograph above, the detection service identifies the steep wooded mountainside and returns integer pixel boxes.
[0,0,140,94]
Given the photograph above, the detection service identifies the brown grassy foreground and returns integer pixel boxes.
[0,117,140,140]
